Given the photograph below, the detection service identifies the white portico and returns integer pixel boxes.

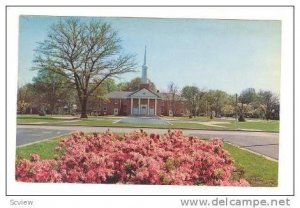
[129,88,160,116]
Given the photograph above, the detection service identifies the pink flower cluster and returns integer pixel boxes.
[16,130,249,186]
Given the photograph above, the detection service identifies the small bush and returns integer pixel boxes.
[238,115,246,122]
[16,130,249,186]
[38,110,46,116]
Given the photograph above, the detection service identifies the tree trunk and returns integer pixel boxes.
[50,102,55,115]
[80,96,88,118]
[266,111,270,121]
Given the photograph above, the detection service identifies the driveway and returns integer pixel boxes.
[17,125,279,160]
[117,117,170,125]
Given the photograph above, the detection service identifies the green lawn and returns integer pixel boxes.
[161,116,214,122]
[223,143,278,187]
[17,115,279,132]
[16,137,63,160]
[220,120,279,132]
[17,115,71,124]
[16,136,278,187]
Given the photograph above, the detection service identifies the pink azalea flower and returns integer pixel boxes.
[16,130,249,186]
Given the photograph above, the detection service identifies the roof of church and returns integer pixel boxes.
[128,88,161,98]
[105,89,186,101]
[105,88,162,99]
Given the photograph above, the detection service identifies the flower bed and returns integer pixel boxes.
[16,130,249,186]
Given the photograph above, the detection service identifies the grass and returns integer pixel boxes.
[17,115,279,132]
[16,135,278,187]
[16,138,63,160]
[221,120,279,132]
[161,116,214,122]
[17,115,70,124]
[223,143,278,187]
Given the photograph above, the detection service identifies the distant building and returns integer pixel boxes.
[100,47,187,116]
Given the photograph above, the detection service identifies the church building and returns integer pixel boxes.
[100,47,186,117]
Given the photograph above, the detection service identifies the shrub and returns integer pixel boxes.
[16,130,249,186]
[38,110,46,116]
[238,115,246,122]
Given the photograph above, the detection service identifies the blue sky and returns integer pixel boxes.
[18,16,281,95]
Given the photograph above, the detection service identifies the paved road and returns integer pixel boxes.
[17,125,279,160]
[17,128,73,146]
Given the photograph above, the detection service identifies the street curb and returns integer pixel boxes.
[225,141,278,162]
[17,123,279,134]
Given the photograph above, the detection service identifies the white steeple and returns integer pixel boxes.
[141,46,148,84]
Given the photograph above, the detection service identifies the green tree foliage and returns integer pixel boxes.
[17,84,36,114]
[88,78,118,111]
[203,90,230,118]
[118,77,156,91]
[32,69,75,114]
[238,88,258,121]
[181,86,201,117]
[236,88,279,120]
[239,88,258,104]
[166,84,279,120]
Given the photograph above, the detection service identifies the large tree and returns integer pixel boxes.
[257,90,279,120]
[33,18,136,118]
[239,88,258,104]
[238,88,258,121]
[181,86,201,117]
[203,90,229,118]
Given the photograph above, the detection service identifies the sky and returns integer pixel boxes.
[18,16,281,95]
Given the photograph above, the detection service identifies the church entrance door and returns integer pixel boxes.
[140,104,148,115]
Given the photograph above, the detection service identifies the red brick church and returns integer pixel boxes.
[100,47,187,117]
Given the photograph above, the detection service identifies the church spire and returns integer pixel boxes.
[143,45,147,66]
[141,45,148,84]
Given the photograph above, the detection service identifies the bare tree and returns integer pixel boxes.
[258,90,279,120]
[168,82,179,117]
[33,18,136,118]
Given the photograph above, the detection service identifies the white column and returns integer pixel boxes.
[130,98,133,115]
[147,98,150,115]
[138,98,141,115]
[154,98,157,115]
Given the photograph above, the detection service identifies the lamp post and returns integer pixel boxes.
[235,93,238,129]
[206,100,208,117]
